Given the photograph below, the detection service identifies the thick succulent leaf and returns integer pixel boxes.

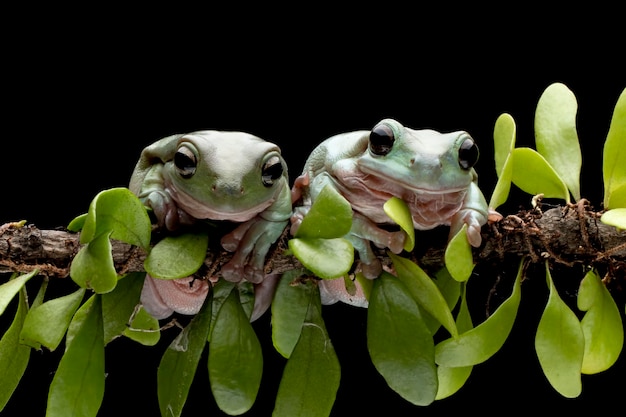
[208,288,263,415]
[46,294,105,417]
[144,231,209,279]
[271,270,313,358]
[605,183,626,209]
[123,305,160,346]
[577,269,624,374]
[158,293,212,417]
[493,112,517,177]
[101,272,146,344]
[435,261,522,367]
[510,147,570,202]
[288,237,354,279]
[0,271,38,316]
[534,262,584,398]
[272,282,340,417]
[444,224,474,282]
[535,82,582,201]
[489,155,514,210]
[389,253,458,338]
[295,184,353,239]
[0,288,30,412]
[383,196,415,251]
[367,272,437,406]
[600,208,626,230]
[20,288,85,351]
[70,232,118,293]
[79,187,151,249]
[603,88,626,208]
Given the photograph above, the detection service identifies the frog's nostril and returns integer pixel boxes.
[409,158,415,165]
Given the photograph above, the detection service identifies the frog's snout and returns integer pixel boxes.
[211,181,245,196]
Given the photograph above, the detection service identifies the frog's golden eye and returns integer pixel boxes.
[458,136,479,170]
[174,145,197,179]
[369,123,395,156]
[262,155,284,187]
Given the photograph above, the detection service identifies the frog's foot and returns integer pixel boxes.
[144,191,195,231]
[488,207,504,223]
[250,273,280,322]
[318,276,369,308]
[351,214,406,254]
[450,210,486,248]
[289,205,309,236]
[140,274,210,320]
[290,172,309,204]
[349,235,382,279]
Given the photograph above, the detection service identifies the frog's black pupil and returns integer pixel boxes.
[174,151,197,178]
[369,124,395,156]
[262,156,283,186]
[458,137,479,169]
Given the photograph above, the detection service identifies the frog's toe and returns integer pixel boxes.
[221,262,244,283]
[387,231,406,254]
[243,265,265,284]
[361,259,382,279]
[466,223,483,247]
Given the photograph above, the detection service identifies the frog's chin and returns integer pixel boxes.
[358,167,469,197]
[170,189,274,222]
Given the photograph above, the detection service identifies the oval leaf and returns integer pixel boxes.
[0,271,38,316]
[603,88,626,208]
[600,208,626,230]
[510,147,570,202]
[605,183,626,209]
[272,282,340,417]
[208,288,263,415]
[383,196,415,251]
[101,272,146,344]
[288,237,354,279]
[435,261,522,367]
[444,224,474,282]
[123,305,160,346]
[577,269,624,374]
[144,231,209,279]
[535,82,582,201]
[295,184,353,239]
[46,294,105,417]
[70,232,118,293]
[367,272,437,406]
[389,253,458,338]
[493,112,517,177]
[489,154,514,210]
[534,262,583,398]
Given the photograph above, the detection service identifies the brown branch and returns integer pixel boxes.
[1,203,626,290]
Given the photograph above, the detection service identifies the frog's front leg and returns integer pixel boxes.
[449,181,489,247]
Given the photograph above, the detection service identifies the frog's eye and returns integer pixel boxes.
[369,123,395,156]
[174,146,197,178]
[458,136,479,170]
[262,155,284,187]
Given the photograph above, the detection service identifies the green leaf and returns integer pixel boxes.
[288,237,354,279]
[0,271,38,316]
[534,261,583,398]
[435,260,522,367]
[123,305,160,346]
[577,269,624,374]
[271,270,313,358]
[66,213,87,232]
[208,288,263,415]
[535,82,582,201]
[422,268,461,335]
[600,208,626,230]
[389,253,458,338]
[605,183,626,209]
[144,231,209,279]
[295,184,352,239]
[510,147,570,202]
[383,196,415,251]
[101,272,146,344]
[272,282,340,417]
[493,112,517,178]
[70,231,118,293]
[79,187,151,249]
[20,288,85,351]
[46,294,105,417]
[603,88,626,208]
[0,287,30,412]
[158,292,212,417]
[444,224,474,282]
[367,272,437,406]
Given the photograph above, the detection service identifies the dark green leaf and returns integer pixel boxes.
[271,270,312,358]
[0,271,38,316]
[101,272,146,344]
[123,306,160,346]
[144,231,209,279]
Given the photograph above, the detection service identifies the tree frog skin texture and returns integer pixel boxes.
[129,130,292,319]
[291,118,490,305]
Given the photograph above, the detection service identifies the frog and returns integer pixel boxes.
[291,118,490,283]
[129,130,292,285]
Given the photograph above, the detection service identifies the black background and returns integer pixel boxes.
[2,7,625,416]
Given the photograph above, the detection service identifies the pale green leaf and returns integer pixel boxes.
[123,305,160,346]
[70,232,118,293]
[493,112,517,177]
[510,147,570,202]
[295,184,353,239]
[605,183,626,209]
[444,224,474,282]
[272,282,340,417]
[600,208,626,230]
[208,289,263,415]
[367,272,437,406]
[46,294,105,417]
[389,253,458,338]
[603,88,626,208]
[534,262,583,398]
[577,270,624,374]
[144,231,209,279]
[489,154,514,210]
[435,261,522,367]
[383,196,415,251]
[535,82,581,201]
[0,271,38,316]
[288,237,354,279]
